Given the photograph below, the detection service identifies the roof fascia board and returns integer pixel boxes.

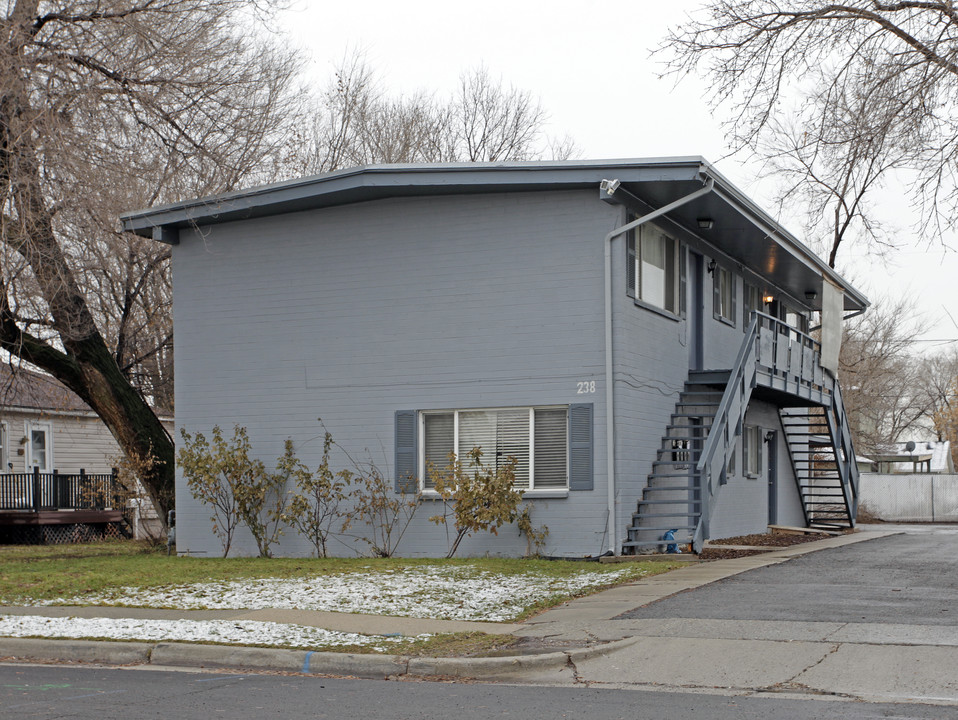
[120,159,709,238]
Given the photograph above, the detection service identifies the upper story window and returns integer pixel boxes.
[421,406,568,491]
[627,223,681,315]
[713,264,736,326]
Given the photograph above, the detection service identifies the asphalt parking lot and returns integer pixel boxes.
[618,526,958,625]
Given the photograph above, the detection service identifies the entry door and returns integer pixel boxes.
[767,429,778,525]
[689,251,705,370]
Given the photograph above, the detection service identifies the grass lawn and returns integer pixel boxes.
[0,541,690,655]
[0,540,687,617]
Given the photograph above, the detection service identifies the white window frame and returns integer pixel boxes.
[25,421,53,472]
[636,224,680,315]
[744,424,763,479]
[714,265,735,325]
[419,405,569,494]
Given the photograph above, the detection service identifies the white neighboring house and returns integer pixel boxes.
[864,441,955,475]
[0,365,172,538]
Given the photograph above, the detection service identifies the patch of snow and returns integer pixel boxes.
[0,615,418,652]
[36,566,638,622]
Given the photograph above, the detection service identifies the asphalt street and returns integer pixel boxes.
[1,664,951,720]
[3,525,958,707]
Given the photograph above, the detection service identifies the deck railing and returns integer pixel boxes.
[754,312,829,402]
[0,469,119,512]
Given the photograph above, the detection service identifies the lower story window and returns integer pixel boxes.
[421,406,568,490]
[744,424,763,477]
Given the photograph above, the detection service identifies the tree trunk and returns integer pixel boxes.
[1,6,174,525]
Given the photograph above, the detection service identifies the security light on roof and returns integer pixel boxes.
[600,178,620,196]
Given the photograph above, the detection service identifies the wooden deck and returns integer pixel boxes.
[0,509,124,526]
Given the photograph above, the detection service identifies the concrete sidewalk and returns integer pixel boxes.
[3,526,956,705]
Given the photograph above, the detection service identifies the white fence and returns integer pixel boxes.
[858,473,958,522]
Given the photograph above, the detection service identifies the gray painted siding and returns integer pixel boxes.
[611,231,694,549]
[612,238,806,544]
[174,190,615,557]
[708,401,804,538]
[701,255,748,368]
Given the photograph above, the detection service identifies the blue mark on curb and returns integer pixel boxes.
[303,651,314,673]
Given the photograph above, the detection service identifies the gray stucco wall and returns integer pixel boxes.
[174,190,616,557]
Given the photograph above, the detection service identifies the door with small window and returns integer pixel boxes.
[26,423,52,472]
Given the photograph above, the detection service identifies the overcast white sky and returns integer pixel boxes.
[277,0,958,349]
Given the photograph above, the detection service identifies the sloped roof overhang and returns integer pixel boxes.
[120,157,867,312]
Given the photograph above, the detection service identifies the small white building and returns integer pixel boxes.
[865,441,955,475]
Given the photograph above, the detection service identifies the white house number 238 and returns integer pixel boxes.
[576,380,596,394]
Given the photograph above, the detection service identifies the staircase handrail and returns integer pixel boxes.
[826,374,860,520]
[692,312,761,551]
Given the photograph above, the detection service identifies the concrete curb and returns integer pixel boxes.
[0,638,153,665]
[0,636,633,680]
[0,635,641,681]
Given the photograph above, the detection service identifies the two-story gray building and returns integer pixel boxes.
[122,158,867,557]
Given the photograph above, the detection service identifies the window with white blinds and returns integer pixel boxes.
[421,406,568,490]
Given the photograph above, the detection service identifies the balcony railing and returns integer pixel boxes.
[754,312,829,403]
[0,469,119,512]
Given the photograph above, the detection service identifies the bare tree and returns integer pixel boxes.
[1,1,302,523]
[299,54,576,173]
[662,1,958,260]
[839,298,935,453]
[920,347,958,466]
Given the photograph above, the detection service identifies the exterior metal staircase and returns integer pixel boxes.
[622,383,721,553]
[623,311,859,555]
[780,378,858,530]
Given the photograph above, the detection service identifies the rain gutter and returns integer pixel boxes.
[600,177,715,555]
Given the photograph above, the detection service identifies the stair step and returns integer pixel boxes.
[622,538,694,549]
[643,481,696,490]
[637,498,701,506]
[687,370,732,384]
[632,511,701,520]
[627,525,696,535]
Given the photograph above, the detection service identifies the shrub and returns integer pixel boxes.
[283,432,354,558]
[428,447,525,558]
[178,425,289,558]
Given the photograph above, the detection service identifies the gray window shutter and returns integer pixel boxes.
[569,403,593,491]
[743,426,750,476]
[679,244,687,317]
[395,410,418,493]
[757,426,764,476]
[626,233,636,299]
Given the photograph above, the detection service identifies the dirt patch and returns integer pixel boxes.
[699,531,839,560]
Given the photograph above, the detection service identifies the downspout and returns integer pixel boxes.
[600,177,715,555]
